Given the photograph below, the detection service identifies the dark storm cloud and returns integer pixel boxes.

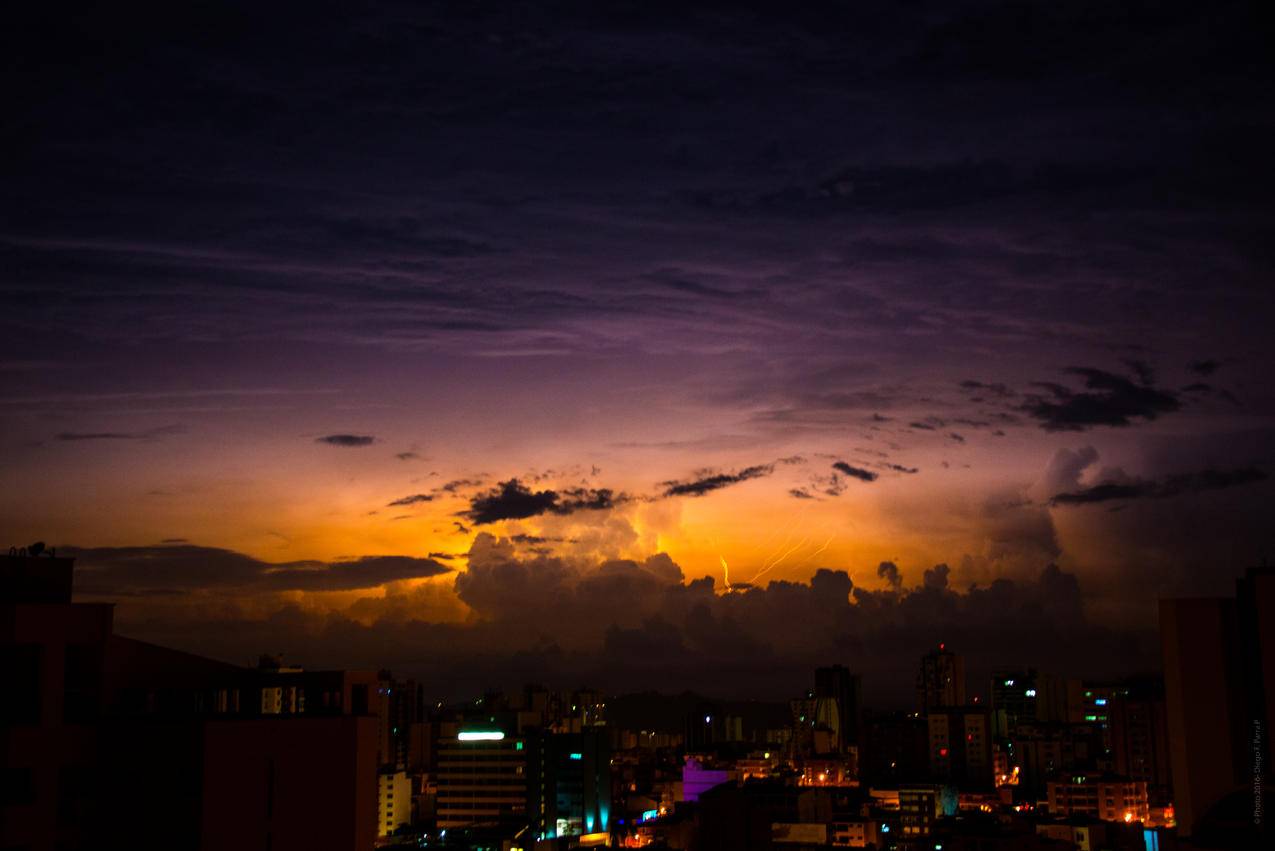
[463,478,618,524]
[661,464,774,497]
[885,463,919,474]
[5,0,1269,369]
[1050,467,1267,506]
[831,461,878,482]
[111,537,1150,704]
[0,0,1269,479]
[55,424,185,441]
[1023,367,1181,431]
[789,488,817,500]
[64,544,450,595]
[387,493,433,507]
[315,434,376,447]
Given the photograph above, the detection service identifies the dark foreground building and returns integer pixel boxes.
[1160,565,1274,847]
[1,549,378,851]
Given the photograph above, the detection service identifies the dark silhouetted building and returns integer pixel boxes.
[2,548,380,851]
[201,716,378,850]
[1160,566,1274,843]
[927,706,993,789]
[814,665,862,752]
[917,643,965,713]
[1108,677,1172,807]
[862,711,929,785]
[527,727,611,840]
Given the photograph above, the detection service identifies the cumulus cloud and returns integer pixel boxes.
[316,434,376,447]
[1039,445,1100,496]
[77,532,1156,704]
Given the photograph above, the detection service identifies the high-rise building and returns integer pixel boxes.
[1161,597,1243,838]
[378,768,411,836]
[1160,569,1274,842]
[789,692,843,757]
[861,712,928,785]
[375,673,423,769]
[2,549,112,851]
[814,665,862,752]
[1108,677,1172,807]
[916,644,965,713]
[526,727,611,840]
[926,706,993,788]
[990,669,1067,730]
[434,727,528,830]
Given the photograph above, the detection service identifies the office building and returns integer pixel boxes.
[434,727,528,829]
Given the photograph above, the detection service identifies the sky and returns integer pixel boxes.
[3,0,1273,704]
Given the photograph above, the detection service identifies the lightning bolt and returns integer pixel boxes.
[720,555,731,591]
[794,534,835,569]
[748,535,811,584]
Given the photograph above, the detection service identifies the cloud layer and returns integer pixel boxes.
[84,534,1154,705]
